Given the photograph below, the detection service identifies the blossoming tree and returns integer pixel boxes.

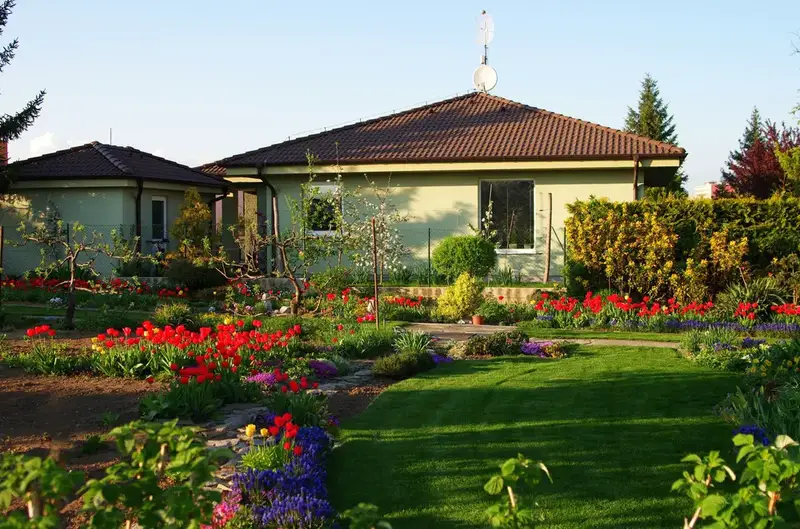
[15,218,138,328]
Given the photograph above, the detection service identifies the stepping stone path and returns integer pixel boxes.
[198,367,378,490]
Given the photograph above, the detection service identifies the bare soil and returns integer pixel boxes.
[0,365,163,527]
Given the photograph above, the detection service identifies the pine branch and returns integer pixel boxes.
[0,90,45,141]
[0,37,17,72]
[0,1,15,38]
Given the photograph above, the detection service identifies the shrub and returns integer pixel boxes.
[165,258,227,290]
[153,302,195,328]
[476,300,511,325]
[392,331,432,355]
[566,197,800,299]
[431,235,497,280]
[725,382,800,441]
[372,351,435,379]
[334,327,395,359]
[714,277,787,320]
[311,266,353,296]
[447,330,528,358]
[435,272,484,321]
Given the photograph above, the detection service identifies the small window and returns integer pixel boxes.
[307,184,340,234]
[480,180,535,251]
[151,197,167,240]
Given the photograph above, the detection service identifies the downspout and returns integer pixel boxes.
[207,185,229,253]
[632,155,640,201]
[256,164,280,272]
[134,178,143,252]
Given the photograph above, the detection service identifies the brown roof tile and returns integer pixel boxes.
[11,142,227,188]
[197,162,226,177]
[220,92,686,167]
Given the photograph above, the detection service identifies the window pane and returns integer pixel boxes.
[308,197,337,232]
[480,181,534,249]
[152,200,165,239]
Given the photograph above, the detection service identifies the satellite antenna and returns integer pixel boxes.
[473,10,498,92]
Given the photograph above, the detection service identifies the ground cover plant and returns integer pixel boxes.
[328,346,740,528]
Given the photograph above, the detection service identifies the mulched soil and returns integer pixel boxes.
[327,378,394,421]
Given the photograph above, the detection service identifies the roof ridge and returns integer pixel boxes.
[101,144,227,182]
[91,142,133,175]
[219,92,480,166]
[11,142,124,173]
[478,92,685,154]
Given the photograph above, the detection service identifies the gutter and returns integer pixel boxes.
[632,155,640,201]
[256,164,280,271]
[134,178,143,252]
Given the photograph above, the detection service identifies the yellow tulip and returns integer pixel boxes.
[260,428,269,437]
[245,424,256,438]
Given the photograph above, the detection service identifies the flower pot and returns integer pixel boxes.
[472,315,485,325]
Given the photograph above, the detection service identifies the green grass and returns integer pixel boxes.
[329,346,740,528]
[515,325,681,342]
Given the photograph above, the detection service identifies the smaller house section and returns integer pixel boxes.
[1,142,227,276]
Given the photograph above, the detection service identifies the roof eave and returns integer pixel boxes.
[222,152,686,168]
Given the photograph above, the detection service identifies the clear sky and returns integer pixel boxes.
[4,1,800,191]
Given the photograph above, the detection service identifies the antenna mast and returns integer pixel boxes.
[473,11,498,92]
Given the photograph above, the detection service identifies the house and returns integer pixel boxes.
[1,142,227,275]
[215,92,686,280]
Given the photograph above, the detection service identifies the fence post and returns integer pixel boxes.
[371,217,380,329]
[427,227,431,286]
[543,193,553,283]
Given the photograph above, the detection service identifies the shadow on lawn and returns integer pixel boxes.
[329,355,740,529]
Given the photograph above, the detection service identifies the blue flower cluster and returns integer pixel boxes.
[232,424,336,528]
[741,337,767,349]
[734,424,771,446]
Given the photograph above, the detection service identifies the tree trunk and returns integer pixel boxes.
[65,260,76,329]
[288,276,301,316]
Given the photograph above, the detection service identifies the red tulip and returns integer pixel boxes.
[283,441,291,450]
[170,363,179,371]
[179,376,189,385]
[146,376,155,384]
[293,446,303,456]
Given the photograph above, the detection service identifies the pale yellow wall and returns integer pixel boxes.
[247,168,637,281]
[2,182,221,277]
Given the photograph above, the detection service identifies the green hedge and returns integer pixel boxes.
[565,197,800,297]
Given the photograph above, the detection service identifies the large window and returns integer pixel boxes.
[151,196,167,241]
[307,183,340,234]
[480,180,535,251]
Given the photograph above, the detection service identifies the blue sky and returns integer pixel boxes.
[4,1,799,191]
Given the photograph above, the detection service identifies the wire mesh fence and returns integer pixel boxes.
[0,222,567,283]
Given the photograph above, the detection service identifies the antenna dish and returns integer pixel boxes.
[473,64,498,92]
[476,11,495,45]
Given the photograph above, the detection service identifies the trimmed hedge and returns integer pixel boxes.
[565,197,800,298]
[431,235,497,280]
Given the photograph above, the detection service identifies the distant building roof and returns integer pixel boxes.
[10,142,227,188]
[220,92,687,167]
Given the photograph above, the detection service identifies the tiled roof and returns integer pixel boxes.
[197,162,226,177]
[10,142,227,188]
[220,92,686,167]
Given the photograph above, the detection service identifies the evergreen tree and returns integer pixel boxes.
[729,107,765,164]
[625,74,678,144]
[624,74,685,193]
[0,1,45,192]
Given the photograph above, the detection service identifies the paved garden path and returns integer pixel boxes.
[404,322,680,348]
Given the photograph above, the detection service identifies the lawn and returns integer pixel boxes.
[515,325,682,342]
[329,346,740,528]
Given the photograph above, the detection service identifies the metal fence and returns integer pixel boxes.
[0,222,567,283]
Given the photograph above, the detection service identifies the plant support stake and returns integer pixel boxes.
[371,217,380,329]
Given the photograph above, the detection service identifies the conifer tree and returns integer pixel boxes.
[0,0,45,192]
[625,74,685,193]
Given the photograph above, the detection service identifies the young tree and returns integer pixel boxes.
[624,74,686,193]
[16,219,138,328]
[171,187,213,258]
[345,177,410,282]
[721,122,800,198]
[0,0,45,192]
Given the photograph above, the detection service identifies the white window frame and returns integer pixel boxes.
[478,178,538,255]
[307,182,342,236]
[151,196,168,242]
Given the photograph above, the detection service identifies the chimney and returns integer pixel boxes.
[0,141,7,165]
